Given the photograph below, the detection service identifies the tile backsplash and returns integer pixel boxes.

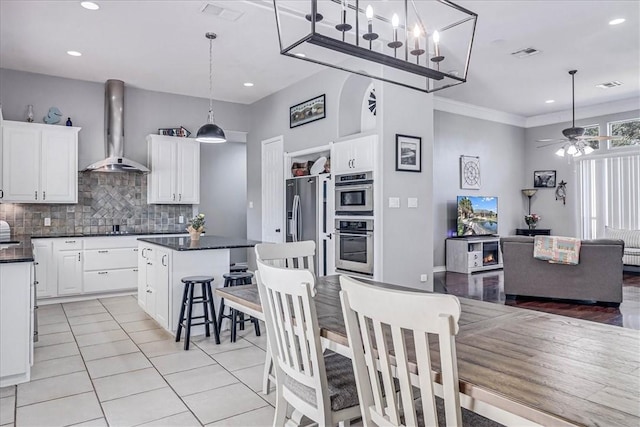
[0,172,195,236]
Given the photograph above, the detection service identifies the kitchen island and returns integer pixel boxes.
[0,237,35,387]
[137,235,260,336]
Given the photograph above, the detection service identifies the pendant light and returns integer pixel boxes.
[196,32,226,143]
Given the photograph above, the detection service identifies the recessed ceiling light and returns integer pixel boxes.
[294,53,306,58]
[243,82,254,87]
[609,18,625,25]
[67,50,82,57]
[80,1,100,10]
[545,99,555,104]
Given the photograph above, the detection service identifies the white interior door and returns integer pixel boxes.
[261,136,284,243]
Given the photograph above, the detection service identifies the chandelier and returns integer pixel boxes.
[273,0,478,93]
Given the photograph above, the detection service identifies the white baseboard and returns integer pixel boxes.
[433,265,447,273]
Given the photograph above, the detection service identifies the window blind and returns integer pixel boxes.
[578,153,640,239]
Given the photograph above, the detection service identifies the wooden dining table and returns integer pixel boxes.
[216,275,640,427]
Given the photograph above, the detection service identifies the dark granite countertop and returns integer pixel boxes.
[138,235,261,251]
[29,231,189,239]
[0,236,34,263]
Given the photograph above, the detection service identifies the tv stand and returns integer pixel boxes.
[446,236,503,274]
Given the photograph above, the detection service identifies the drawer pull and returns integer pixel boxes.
[65,240,76,243]
[133,269,138,272]
[98,250,109,254]
[133,248,138,252]
[98,271,108,275]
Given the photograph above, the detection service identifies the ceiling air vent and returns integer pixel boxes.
[200,3,244,21]
[596,81,623,89]
[510,47,541,58]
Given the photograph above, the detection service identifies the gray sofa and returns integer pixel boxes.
[500,236,624,305]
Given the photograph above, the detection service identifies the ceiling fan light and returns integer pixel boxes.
[573,150,583,157]
[583,146,595,155]
[566,145,578,155]
[555,148,565,157]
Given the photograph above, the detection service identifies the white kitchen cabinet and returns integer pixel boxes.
[0,121,79,203]
[332,134,376,174]
[54,239,83,295]
[32,240,55,298]
[0,262,34,387]
[147,134,200,204]
[137,243,169,329]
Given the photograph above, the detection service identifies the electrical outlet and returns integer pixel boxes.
[420,274,428,282]
[44,217,51,227]
[408,197,418,208]
[178,216,184,224]
[389,197,400,208]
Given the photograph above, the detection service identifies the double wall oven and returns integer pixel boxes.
[334,172,374,276]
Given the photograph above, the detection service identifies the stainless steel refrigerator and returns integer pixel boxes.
[286,175,331,275]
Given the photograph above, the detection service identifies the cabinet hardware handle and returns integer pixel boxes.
[162,254,167,266]
[34,281,39,285]
[65,240,76,243]
[173,193,176,201]
[141,248,147,257]
[133,248,138,252]
[275,228,281,233]
[35,190,38,200]
[98,250,109,253]
[179,193,182,201]
[34,262,39,266]
[0,189,3,199]
[98,271,108,275]
[146,289,152,293]
[78,253,81,261]
[43,191,46,200]
[133,269,138,272]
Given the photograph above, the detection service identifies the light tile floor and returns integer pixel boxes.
[1,295,276,427]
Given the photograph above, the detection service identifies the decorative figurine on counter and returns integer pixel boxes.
[556,180,567,205]
[43,106,62,124]
[26,104,34,122]
[66,117,73,126]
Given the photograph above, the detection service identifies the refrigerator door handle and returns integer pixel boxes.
[292,194,300,242]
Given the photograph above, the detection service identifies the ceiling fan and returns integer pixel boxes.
[537,70,620,157]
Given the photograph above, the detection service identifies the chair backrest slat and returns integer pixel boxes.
[340,275,463,427]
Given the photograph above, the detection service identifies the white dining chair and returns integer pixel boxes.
[255,240,316,394]
[340,275,502,427]
[256,260,361,427]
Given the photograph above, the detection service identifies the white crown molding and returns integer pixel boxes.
[525,97,640,128]
[433,96,527,127]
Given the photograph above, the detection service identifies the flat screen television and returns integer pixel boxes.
[456,196,498,236]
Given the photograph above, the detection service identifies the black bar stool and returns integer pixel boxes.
[217,272,260,342]
[230,263,249,273]
[176,276,220,350]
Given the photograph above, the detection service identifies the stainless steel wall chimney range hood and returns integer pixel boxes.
[83,80,150,173]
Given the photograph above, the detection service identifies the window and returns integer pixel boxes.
[582,124,600,150]
[608,118,640,148]
[578,153,640,239]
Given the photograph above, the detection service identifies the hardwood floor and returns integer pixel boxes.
[434,270,640,330]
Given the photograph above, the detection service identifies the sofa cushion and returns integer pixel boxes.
[605,227,640,248]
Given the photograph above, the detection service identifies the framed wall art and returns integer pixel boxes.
[460,155,480,189]
[534,170,556,188]
[395,134,422,172]
[290,94,326,128]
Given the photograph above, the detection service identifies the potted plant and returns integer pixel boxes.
[187,213,206,240]
[524,213,541,230]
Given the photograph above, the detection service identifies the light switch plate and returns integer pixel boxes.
[389,197,400,208]
[249,201,254,208]
[44,217,51,226]
[408,197,418,208]
[420,274,428,282]
[178,216,184,224]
